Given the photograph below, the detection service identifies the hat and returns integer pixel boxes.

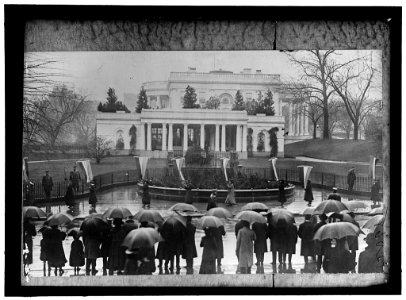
[332,187,338,191]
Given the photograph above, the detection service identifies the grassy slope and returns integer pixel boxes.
[284,139,382,162]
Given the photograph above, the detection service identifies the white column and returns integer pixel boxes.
[295,104,300,136]
[242,125,247,152]
[300,106,305,135]
[138,124,145,150]
[157,95,161,108]
[200,124,205,148]
[215,124,220,152]
[252,129,258,153]
[162,123,167,151]
[304,104,309,135]
[236,125,241,152]
[221,125,226,152]
[289,103,294,134]
[146,123,152,150]
[168,123,173,151]
[183,124,188,152]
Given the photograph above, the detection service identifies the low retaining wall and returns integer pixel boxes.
[138,183,295,203]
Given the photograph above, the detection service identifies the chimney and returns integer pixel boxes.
[256,70,262,74]
[242,68,252,74]
[188,67,196,72]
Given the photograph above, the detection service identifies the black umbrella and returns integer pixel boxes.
[160,215,187,240]
[80,214,110,236]
[134,209,164,223]
[313,200,348,215]
[23,206,47,219]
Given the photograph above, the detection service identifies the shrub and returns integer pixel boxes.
[185,144,205,165]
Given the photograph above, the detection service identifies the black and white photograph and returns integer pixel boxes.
[3,4,401,296]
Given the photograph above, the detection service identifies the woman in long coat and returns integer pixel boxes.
[278,180,287,207]
[70,234,85,275]
[142,179,151,208]
[65,181,75,208]
[304,180,314,206]
[199,228,218,274]
[83,234,101,275]
[286,223,298,268]
[225,180,236,206]
[39,227,51,276]
[88,181,97,207]
[236,221,256,274]
[182,217,197,274]
[213,225,226,270]
[108,218,127,275]
[47,225,67,276]
[184,181,194,204]
[252,222,267,272]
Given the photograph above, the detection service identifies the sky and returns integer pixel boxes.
[24,50,382,105]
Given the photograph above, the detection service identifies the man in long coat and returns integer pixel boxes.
[313,214,328,273]
[108,218,126,275]
[371,179,381,206]
[182,216,197,274]
[267,214,288,268]
[142,179,151,208]
[83,234,101,275]
[236,221,256,274]
[65,180,75,208]
[23,218,37,266]
[298,215,316,269]
[304,180,314,206]
[286,224,298,270]
[42,171,53,200]
[69,166,81,192]
[213,225,226,272]
[278,180,287,207]
[347,168,356,191]
[252,221,267,273]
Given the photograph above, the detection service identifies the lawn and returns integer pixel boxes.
[284,139,382,162]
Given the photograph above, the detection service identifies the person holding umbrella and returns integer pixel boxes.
[252,221,267,273]
[47,225,67,276]
[42,170,53,200]
[182,216,197,275]
[298,215,316,271]
[161,215,186,274]
[213,225,226,273]
[139,222,157,274]
[347,168,356,191]
[100,224,112,276]
[23,217,36,268]
[83,232,101,276]
[358,233,384,273]
[304,180,314,207]
[199,227,218,274]
[39,226,51,276]
[285,223,298,272]
[323,238,356,273]
[236,220,256,274]
[225,180,236,206]
[313,214,328,273]
[108,218,127,275]
[207,190,218,211]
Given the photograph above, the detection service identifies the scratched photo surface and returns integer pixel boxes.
[13,9,396,294]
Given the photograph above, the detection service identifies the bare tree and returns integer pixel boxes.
[88,135,112,164]
[328,56,378,140]
[71,101,97,145]
[287,50,360,139]
[35,85,86,149]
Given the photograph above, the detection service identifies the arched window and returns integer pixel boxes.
[257,131,265,152]
[116,130,124,150]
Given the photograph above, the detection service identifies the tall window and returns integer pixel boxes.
[151,127,162,150]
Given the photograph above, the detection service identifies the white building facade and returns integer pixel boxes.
[96,68,311,158]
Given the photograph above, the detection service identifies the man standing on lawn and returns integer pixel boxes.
[42,170,53,200]
[70,165,81,192]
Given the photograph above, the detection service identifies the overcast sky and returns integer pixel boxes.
[25,50,382,104]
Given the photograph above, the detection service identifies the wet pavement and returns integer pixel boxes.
[27,185,376,277]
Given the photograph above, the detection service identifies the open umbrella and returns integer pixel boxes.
[168,203,198,212]
[102,207,133,219]
[241,202,269,212]
[46,212,73,226]
[160,215,187,240]
[67,228,82,238]
[23,206,47,219]
[122,227,163,250]
[313,200,348,215]
[200,216,224,229]
[235,210,266,224]
[313,222,364,241]
[122,221,140,234]
[205,207,233,219]
[80,214,110,236]
[301,207,315,216]
[269,209,295,228]
[329,212,358,226]
[134,209,164,223]
[362,215,384,231]
[368,207,383,216]
[345,201,368,211]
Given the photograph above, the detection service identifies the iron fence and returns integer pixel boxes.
[26,166,382,203]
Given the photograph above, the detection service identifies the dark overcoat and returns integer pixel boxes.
[88,187,97,205]
[252,222,268,255]
[182,223,197,260]
[69,239,85,267]
[323,246,356,273]
[327,193,342,201]
[40,237,50,262]
[298,221,315,256]
[206,199,217,211]
[267,223,288,252]
[199,234,218,274]
[100,229,112,258]
[304,184,314,202]
[313,220,327,255]
[235,220,245,237]
[371,181,381,202]
[47,228,67,268]
[358,245,384,273]
[184,185,193,204]
[212,226,226,259]
[286,224,298,254]
[108,226,127,271]
[278,182,286,204]
[142,182,151,205]
[23,222,36,265]
[42,175,53,192]
[65,184,75,207]
[84,235,101,260]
